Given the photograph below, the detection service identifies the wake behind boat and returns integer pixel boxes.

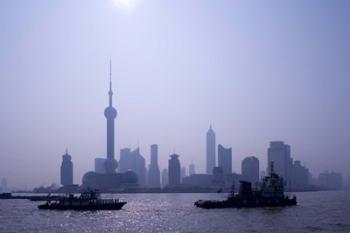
[38,190,126,210]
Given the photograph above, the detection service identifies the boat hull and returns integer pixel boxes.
[195,197,296,209]
[38,202,127,210]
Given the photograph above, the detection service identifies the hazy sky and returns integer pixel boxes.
[1,0,350,188]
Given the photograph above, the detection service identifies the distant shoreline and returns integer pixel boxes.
[7,189,349,195]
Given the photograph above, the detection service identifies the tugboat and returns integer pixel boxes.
[195,162,297,209]
[38,190,126,210]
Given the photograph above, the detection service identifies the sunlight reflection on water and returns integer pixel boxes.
[0,191,350,233]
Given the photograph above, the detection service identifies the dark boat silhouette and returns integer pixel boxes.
[0,192,61,201]
[38,190,126,210]
[195,162,297,209]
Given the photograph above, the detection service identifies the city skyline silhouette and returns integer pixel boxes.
[1,1,350,189]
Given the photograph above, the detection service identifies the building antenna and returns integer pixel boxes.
[109,59,112,85]
[108,59,113,106]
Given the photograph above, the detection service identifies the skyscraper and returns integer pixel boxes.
[206,125,216,174]
[291,160,309,190]
[119,147,147,186]
[181,166,187,183]
[318,171,343,190]
[189,162,196,176]
[118,148,131,172]
[241,156,260,185]
[267,141,293,187]
[148,144,160,188]
[133,148,146,187]
[104,61,118,174]
[218,144,232,174]
[212,166,225,188]
[1,178,7,192]
[168,154,181,186]
[60,149,73,186]
[161,168,169,188]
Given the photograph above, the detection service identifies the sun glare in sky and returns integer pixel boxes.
[113,0,140,10]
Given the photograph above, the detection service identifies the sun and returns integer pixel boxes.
[112,0,140,10]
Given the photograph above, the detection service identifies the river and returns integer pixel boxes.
[1,190,349,233]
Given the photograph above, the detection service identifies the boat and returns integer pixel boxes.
[195,162,297,209]
[38,190,126,210]
[0,192,61,201]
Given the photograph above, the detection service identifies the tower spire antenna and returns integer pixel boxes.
[109,59,112,88]
[104,58,118,173]
[108,59,113,106]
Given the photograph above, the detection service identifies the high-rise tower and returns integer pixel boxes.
[218,144,232,174]
[189,162,195,176]
[148,144,161,188]
[104,61,118,173]
[267,141,293,187]
[60,149,73,186]
[168,154,181,186]
[206,125,216,174]
[242,156,259,185]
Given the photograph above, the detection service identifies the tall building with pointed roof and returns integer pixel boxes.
[81,61,138,191]
[104,60,118,173]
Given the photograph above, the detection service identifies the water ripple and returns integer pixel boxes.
[0,191,349,233]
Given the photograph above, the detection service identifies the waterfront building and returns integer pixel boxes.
[267,141,293,187]
[318,171,343,190]
[189,162,196,176]
[182,172,242,191]
[94,158,106,174]
[118,148,131,172]
[1,178,7,192]
[60,149,73,186]
[291,160,309,190]
[212,166,225,188]
[119,147,147,186]
[161,168,169,188]
[218,144,232,174]
[182,174,211,188]
[168,154,181,186]
[224,173,242,191]
[206,125,216,174]
[148,144,160,188]
[181,166,187,183]
[241,156,259,186]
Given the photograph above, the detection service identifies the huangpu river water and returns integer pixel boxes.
[1,190,350,233]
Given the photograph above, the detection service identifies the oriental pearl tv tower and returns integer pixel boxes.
[81,62,138,190]
[104,61,118,173]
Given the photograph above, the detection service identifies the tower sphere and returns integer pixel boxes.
[104,106,117,118]
[104,158,118,173]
